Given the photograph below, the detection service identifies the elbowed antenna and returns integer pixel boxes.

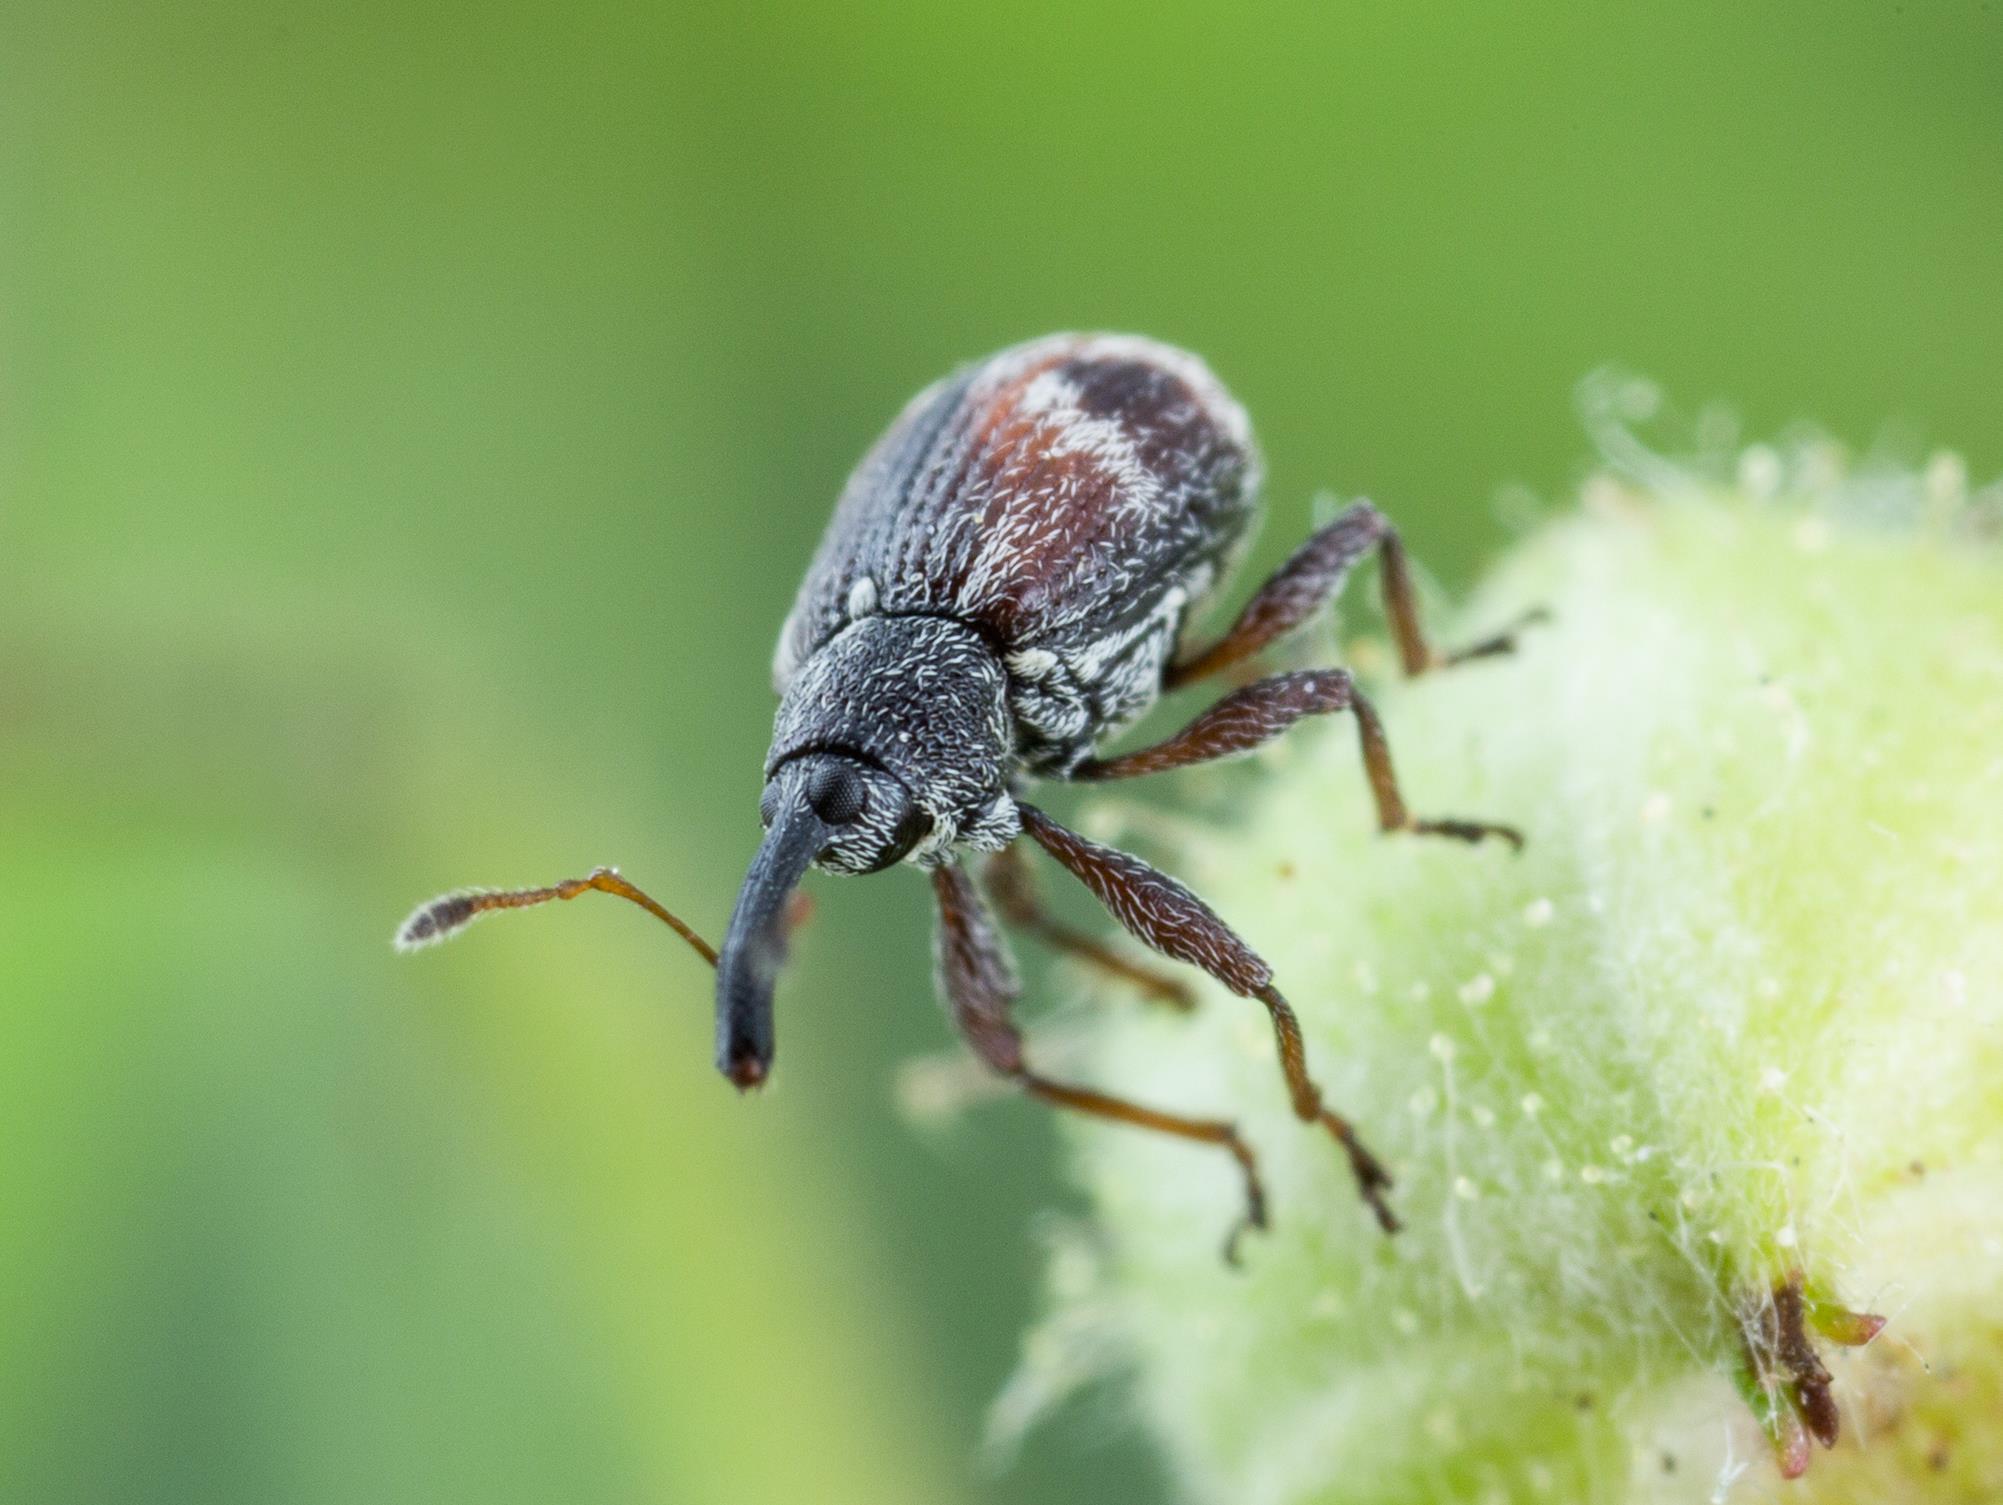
[714,792,828,1090]
[394,866,717,963]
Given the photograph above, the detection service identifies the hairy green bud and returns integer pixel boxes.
[1004,446,2003,1503]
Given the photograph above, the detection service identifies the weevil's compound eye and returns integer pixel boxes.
[806,762,870,825]
[766,753,934,874]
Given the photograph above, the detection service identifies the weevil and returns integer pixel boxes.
[398,332,1533,1254]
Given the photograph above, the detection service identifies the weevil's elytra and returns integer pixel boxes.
[399,332,1533,1253]
[772,336,1260,789]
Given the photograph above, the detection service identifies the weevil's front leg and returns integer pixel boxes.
[1016,803,1398,1232]
[1074,669,1521,849]
[932,862,1267,1260]
[984,845,1195,1010]
[1169,500,1541,687]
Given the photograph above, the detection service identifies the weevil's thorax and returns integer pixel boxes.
[1002,559,1217,776]
[766,614,1020,870]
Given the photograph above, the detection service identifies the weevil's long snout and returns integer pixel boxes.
[714,775,828,1090]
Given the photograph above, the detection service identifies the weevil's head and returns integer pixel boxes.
[714,613,1021,1089]
[763,752,935,876]
[765,612,1021,866]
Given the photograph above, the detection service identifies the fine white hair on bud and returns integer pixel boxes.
[1001,442,2003,1502]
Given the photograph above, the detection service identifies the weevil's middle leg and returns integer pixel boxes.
[1073,668,1521,850]
[1169,499,1541,687]
[932,863,1267,1260]
[1017,802,1399,1232]
[983,845,1195,1010]
[1347,686,1523,849]
[1024,1076,1270,1263]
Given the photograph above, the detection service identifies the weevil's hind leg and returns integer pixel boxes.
[1169,500,1542,688]
[395,866,719,965]
[1372,520,1548,677]
[1016,803,1398,1232]
[932,862,1267,1261]
[984,845,1195,1010]
[1072,669,1521,850]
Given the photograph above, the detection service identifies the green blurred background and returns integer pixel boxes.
[2,3,1998,1502]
